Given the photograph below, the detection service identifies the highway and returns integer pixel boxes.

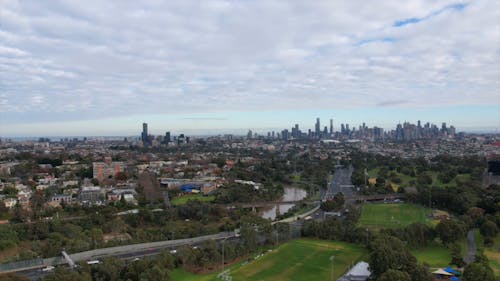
[324,165,355,200]
[8,232,235,280]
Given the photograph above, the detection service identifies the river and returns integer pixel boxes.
[260,187,307,220]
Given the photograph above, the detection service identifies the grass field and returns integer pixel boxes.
[171,194,215,206]
[358,203,434,229]
[411,243,451,267]
[171,239,367,281]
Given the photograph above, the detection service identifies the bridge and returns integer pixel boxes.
[344,193,407,201]
[221,193,407,209]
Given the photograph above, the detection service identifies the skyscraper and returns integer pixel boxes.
[141,123,149,145]
[329,119,333,136]
[315,118,320,137]
[164,131,171,143]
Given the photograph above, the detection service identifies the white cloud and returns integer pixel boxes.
[0,0,498,126]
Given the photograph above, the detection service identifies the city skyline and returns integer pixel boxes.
[1,109,500,138]
[0,115,489,139]
[1,1,499,136]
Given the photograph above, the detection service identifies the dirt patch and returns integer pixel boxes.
[0,245,19,261]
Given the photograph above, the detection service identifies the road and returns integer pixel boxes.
[324,165,355,200]
[465,229,476,264]
[8,232,235,280]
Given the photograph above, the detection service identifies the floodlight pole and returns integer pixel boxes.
[222,236,229,271]
[330,255,335,281]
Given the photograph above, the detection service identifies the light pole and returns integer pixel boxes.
[330,255,335,281]
[222,237,229,271]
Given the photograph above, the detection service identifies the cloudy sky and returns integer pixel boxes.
[1,0,499,136]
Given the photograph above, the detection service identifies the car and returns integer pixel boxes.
[169,249,177,254]
[41,266,55,272]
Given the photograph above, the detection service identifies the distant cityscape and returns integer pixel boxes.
[134,118,459,148]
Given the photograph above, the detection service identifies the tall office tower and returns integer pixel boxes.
[329,119,333,135]
[441,122,447,134]
[341,124,345,134]
[449,126,456,137]
[281,129,290,140]
[141,123,149,144]
[164,131,171,143]
[247,130,253,139]
[315,118,321,137]
[396,123,404,141]
[323,126,328,137]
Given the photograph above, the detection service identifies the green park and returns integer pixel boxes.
[171,238,367,281]
[358,203,435,229]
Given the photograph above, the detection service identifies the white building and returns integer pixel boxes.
[337,261,371,281]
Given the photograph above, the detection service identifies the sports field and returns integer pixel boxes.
[171,238,367,281]
[359,203,434,228]
[171,194,215,206]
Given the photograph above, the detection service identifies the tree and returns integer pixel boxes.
[114,172,127,181]
[408,264,433,281]
[240,223,258,252]
[369,236,417,277]
[435,220,466,244]
[140,264,170,281]
[42,267,92,281]
[480,220,498,238]
[89,257,124,281]
[0,273,29,281]
[375,177,386,188]
[450,242,465,267]
[87,228,103,249]
[416,173,433,186]
[0,225,19,251]
[404,222,435,247]
[463,262,495,281]
[378,269,411,281]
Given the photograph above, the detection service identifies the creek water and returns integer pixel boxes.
[260,187,307,220]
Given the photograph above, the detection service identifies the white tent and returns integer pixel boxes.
[432,268,453,276]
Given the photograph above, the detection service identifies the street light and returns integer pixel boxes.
[222,237,229,271]
[330,255,335,281]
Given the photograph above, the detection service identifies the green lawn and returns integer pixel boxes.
[171,194,215,206]
[171,239,367,281]
[411,243,451,267]
[359,203,434,229]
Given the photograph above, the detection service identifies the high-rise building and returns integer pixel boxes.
[329,119,333,136]
[315,118,320,137]
[141,123,149,145]
[164,131,171,143]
